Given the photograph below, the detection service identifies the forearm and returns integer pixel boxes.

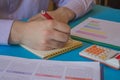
[54,7,75,22]
[47,7,75,23]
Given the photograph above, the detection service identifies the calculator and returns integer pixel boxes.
[79,45,120,69]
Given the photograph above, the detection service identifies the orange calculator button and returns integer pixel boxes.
[85,45,107,58]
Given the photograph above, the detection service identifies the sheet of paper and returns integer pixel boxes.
[0,55,101,80]
[71,17,120,47]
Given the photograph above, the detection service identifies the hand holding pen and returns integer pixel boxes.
[39,10,70,49]
[16,10,70,51]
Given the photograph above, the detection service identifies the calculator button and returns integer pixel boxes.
[99,54,107,60]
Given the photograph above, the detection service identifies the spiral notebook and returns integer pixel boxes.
[21,39,82,59]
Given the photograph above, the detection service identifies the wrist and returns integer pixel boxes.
[9,21,26,44]
[55,7,75,22]
[47,7,75,23]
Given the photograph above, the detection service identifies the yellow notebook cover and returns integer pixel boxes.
[21,39,82,59]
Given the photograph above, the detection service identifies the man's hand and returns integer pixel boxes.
[9,20,70,51]
[9,7,74,51]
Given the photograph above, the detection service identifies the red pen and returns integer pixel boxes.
[41,10,53,20]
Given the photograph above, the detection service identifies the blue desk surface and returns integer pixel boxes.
[0,5,120,80]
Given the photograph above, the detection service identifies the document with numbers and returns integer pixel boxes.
[0,55,101,80]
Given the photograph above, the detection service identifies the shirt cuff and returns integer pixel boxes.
[0,19,14,45]
[58,0,94,19]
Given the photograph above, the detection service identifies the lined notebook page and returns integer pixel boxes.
[21,39,82,59]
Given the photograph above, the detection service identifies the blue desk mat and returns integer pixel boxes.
[0,5,120,80]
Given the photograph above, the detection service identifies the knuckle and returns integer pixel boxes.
[68,27,71,31]
[48,20,56,27]
[48,20,53,25]
[41,40,48,45]
[66,26,71,32]
[42,29,52,36]
[61,34,69,42]
[65,36,69,41]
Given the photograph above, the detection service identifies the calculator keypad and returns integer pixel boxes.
[84,45,117,60]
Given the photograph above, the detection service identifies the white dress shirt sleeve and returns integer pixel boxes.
[54,0,94,18]
[0,19,14,45]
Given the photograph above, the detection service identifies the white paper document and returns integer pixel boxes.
[71,17,120,48]
[0,55,101,80]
